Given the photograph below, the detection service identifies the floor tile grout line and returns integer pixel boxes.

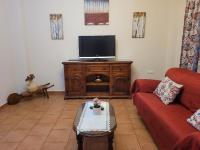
[65,128,75,148]
[13,116,41,150]
[40,104,65,149]
[1,108,39,145]
[0,96,157,150]
[126,103,143,150]
[12,97,56,150]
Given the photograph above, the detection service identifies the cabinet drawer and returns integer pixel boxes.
[68,65,83,72]
[87,65,109,72]
[111,64,129,73]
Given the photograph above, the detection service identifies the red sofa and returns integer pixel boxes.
[131,68,200,150]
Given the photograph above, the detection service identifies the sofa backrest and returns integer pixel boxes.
[166,68,200,112]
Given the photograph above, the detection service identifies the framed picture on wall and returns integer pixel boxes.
[50,14,64,40]
[84,0,109,25]
[132,12,146,38]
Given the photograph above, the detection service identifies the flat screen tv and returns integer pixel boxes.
[79,35,115,59]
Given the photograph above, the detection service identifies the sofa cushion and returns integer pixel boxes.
[166,68,200,112]
[154,76,183,105]
[134,92,196,149]
[187,109,200,131]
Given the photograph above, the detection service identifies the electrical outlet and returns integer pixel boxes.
[147,70,154,74]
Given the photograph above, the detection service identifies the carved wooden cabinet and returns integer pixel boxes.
[65,64,85,96]
[62,61,132,99]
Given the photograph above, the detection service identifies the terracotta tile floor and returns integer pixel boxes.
[0,93,158,150]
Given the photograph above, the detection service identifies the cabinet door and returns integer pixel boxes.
[111,64,131,96]
[68,65,85,96]
[111,76,130,95]
[68,73,85,96]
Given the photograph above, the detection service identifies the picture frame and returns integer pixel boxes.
[50,14,64,40]
[132,12,146,38]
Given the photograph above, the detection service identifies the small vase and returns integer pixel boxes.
[93,107,101,115]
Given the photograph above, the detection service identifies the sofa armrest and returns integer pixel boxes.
[131,79,161,93]
[173,132,200,150]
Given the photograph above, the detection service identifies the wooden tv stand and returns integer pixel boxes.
[62,60,133,99]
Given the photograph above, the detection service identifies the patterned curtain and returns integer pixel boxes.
[180,0,200,72]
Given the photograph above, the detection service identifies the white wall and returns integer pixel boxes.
[165,0,186,70]
[0,0,27,106]
[22,0,186,91]
[0,0,186,102]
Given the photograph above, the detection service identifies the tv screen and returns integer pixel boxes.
[79,35,115,59]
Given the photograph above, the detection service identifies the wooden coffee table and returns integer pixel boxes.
[73,102,117,150]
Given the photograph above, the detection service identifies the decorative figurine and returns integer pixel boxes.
[25,74,39,92]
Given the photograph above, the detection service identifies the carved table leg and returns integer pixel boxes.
[76,134,83,150]
[108,133,114,150]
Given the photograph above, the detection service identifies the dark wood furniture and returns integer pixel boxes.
[73,102,117,150]
[62,61,132,99]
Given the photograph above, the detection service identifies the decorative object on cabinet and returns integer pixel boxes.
[132,12,146,38]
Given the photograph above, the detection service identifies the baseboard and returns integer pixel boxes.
[48,91,65,94]
[0,103,7,111]
[0,92,64,109]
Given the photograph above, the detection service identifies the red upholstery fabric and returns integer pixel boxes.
[131,79,160,93]
[173,132,200,150]
[134,93,196,149]
[166,68,200,112]
[132,68,200,149]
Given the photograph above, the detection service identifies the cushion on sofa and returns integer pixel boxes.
[166,68,200,112]
[134,92,196,149]
[187,109,200,131]
[154,76,183,105]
